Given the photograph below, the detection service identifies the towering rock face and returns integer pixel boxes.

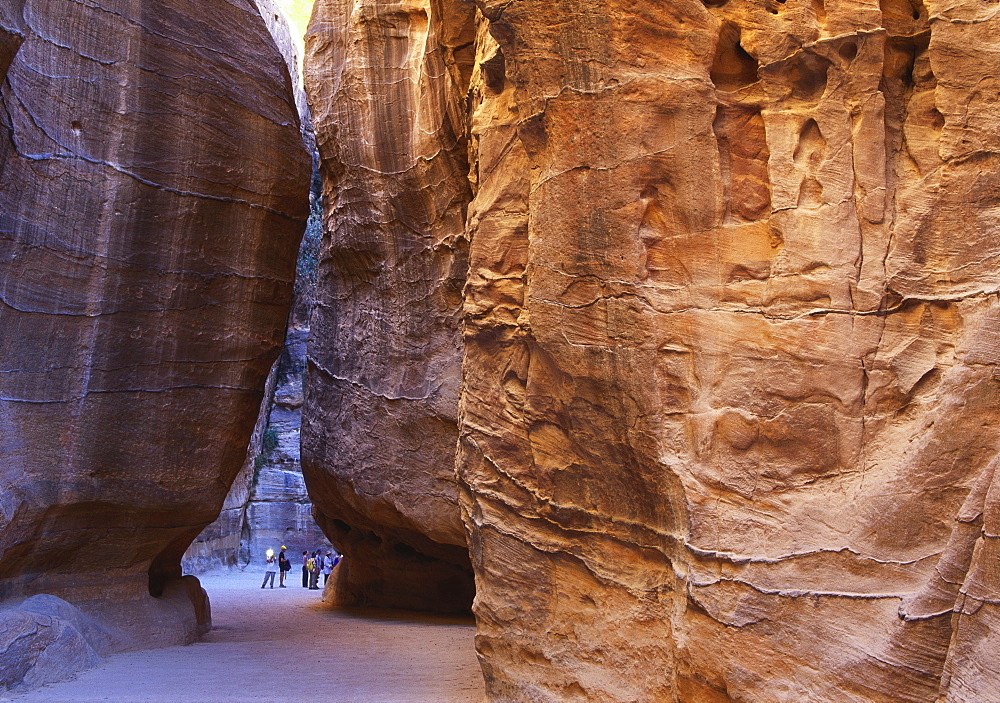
[457,0,1000,700]
[182,0,330,577]
[302,0,476,612]
[0,0,310,649]
[254,0,318,153]
[303,0,1000,698]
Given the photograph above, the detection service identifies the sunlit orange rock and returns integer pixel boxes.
[304,0,1000,698]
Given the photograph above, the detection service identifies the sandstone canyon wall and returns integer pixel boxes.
[254,0,318,154]
[0,0,310,664]
[303,0,1000,699]
[182,1,330,576]
[182,273,332,574]
[302,0,477,612]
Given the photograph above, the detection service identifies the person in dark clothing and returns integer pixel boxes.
[301,550,309,588]
[278,547,290,588]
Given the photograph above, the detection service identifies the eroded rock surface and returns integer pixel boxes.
[303,0,1000,698]
[0,0,310,650]
[183,2,329,573]
[0,595,111,693]
[302,0,476,612]
[456,0,1000,700]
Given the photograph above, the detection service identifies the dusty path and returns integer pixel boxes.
[6,570,485,703]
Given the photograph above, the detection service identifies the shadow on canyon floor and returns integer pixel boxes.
[5,570,483,703]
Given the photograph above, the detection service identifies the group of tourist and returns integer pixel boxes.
[261,546,341,589]
[303,549,340,589]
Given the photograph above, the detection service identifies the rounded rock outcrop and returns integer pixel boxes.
[0,0,310,650]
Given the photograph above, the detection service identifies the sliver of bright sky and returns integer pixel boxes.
[278,0,315,46]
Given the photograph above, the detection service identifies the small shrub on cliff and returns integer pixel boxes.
[262,427,279,454]
[252,426,280,484]
[295,198,323,288]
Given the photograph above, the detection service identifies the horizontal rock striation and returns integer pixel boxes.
[456,0,1000,700]
[0,0,310,650]
[183,5,329,575]
[303,0,1000,698]
[302,0,476,612]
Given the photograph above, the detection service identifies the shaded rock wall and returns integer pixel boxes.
[183,319,332,574]
[302,0,477,612]
[0,0,310,649]
[303,0,1000,698]
[254,0,317,154]
[182,1,330,576]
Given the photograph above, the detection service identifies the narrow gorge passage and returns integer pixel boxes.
[4,571,483,703]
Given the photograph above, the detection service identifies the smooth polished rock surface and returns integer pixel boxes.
[0,0,310,651]
[302,0,476,613]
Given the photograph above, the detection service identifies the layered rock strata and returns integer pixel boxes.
[302,0,477,612]
[456,0,1000,700]
[304,0,1000,699]
[254,0,318,154]
[183,2,329,575]
[183,309,332,574]
[0,0,310,651]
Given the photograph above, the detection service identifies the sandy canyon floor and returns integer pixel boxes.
[4,570,484,702]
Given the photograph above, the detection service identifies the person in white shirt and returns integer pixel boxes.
[322,552,334,585]
[261,551,277,588]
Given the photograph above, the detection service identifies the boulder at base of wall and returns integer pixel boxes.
[0,578,209,694]
[0,595,112,692]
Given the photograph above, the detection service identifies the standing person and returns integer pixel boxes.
[278,547,290,588]
[261,549,277,589]
[301,550,309,588]
[308,551,321,590]
[321,551,334,586]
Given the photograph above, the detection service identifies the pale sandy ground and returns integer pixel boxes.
[5,570,485,703]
